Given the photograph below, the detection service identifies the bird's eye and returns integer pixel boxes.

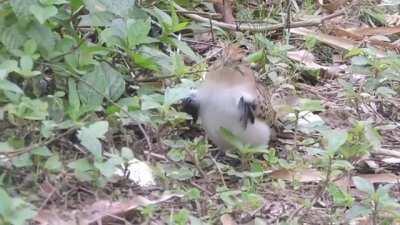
[239,44,248,50]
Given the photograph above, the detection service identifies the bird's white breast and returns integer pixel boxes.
[197,84,271,150]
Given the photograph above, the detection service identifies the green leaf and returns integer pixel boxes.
[68,158,92,171]
[10,0,35,19]
[0,24,27,51]
[23,39,37,55]
[345,204,372,220]
[29,5,58,24]
[0,188,12,215]
[299,98,324,112]
[7,97,48,120]
[12,153,33,168]
[321,129,348,153]
[163,82,193,106]
[131,52,160,71]
[220,127,244,150]
[84,0,135,18]
[20,55,33,71]
[141,94,163,110]
[77,121,109,159]
[167,148,186,162]
[126,18,156,48]
[9,206,37,225]
[352,176,375,194]
[44,154,63,172]
[376,86,397,98]
[94,157,121,178]
[121,147,134,160]
[165,166,195,181]
[32,146,52,156]
[328,184,354,207]
[0,79,23,94]
[78,63,125,111]
[171,39,201,63]
[27,21,57,56]
[67,79,82,121]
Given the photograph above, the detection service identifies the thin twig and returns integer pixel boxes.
[173,2,345,32]
[209,155,227,188]
[287,157,333,221]
[0,127,77,156]
[167,10,222,19]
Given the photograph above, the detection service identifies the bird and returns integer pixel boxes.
[183,43,289,151]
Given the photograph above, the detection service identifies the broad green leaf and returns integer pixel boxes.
[20,55,33,71]
[0,142,14,153]
[27,21,56,55]
[32,146,52,156]
[121,147,134,160]
[78,63,125,111]
[148,7,172,31]
[12,153,33,168]
[0,188,12,215]
[10,0,35,19]
[131,52,160,71]
[9,206,37,225]
[141,94,163,110]
[165,166,195,181]
[7,97,48,120]
[167,148,186,162]
[29,5,58,24]
[0,79,23,94]
[352,176,375,194]
[44,154,63,172]
[299,98,324,112]
[321,129,348,153]
[68,158,92,171]
[127,18,156,48]
[67,79,82,121]
[163,83,193,106]
[94,157,120,178]
[351,56,369,66]
[328,184,354,207]
[376,86,397,98]
[23,39,37,55]
[220,127,244,150]
[84,0,135,18]
[171,39,201,63]
[345,204,371,220]
[0,24,27,51]
[138,46,173,75]
[77,121,109,159]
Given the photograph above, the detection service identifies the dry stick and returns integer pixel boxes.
[287,157,333,222]
[0,127,77,156]
[173,2,345,32]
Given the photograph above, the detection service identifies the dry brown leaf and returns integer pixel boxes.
[350,26,400,37]
[34,210,74,225]
[287,50,347,76]
[270,168,323,183]
[290,28,386,57]
[335,173,400,188]
[220,214,238,225]
[287,50,328,70]
[34,193,182,225]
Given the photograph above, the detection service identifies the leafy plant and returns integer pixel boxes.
[346,177,400,224]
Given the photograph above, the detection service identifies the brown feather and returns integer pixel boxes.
[204,43,296,131]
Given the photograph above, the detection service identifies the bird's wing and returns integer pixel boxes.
[254,81,277,126]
